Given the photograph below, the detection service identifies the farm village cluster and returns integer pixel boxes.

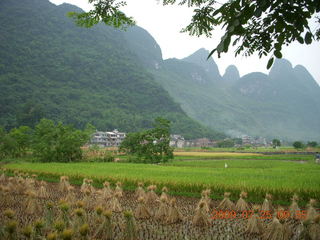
[0,170,319,240]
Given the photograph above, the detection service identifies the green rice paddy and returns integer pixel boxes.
[4,156,320,204]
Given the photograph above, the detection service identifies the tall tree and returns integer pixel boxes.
[69,0,320,68]
[119,118,173,163]
[32,119,94,162]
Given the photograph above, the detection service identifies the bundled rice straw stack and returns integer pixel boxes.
[114,181,123,198]
[59,176,70,193]
[0,172,6,183]
[235,191,250,212]
[261,193,273,212]
[192,202,210,227]
[289,194,300,219]
[263,208,292,240]
[134,197,152,219]
[25,190,41,215]
[245,205,264,235]
[160,187,169,203]
[196,189,211,213]
[65,185,76,204]
[309,214,320,240]
[166,198,183,224]
[134,182,145,199]
[155,195,169,221]
[102,181,113,200]
[80,178,89,194]
[306,199,318,221]
[109,192,122,212]
[217,192,235,210]
[38,180,49,199]
[146,185,158,204]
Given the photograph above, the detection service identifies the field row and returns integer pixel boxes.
[4,159,320,204]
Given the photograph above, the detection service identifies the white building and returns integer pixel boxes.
[90,129,126,147]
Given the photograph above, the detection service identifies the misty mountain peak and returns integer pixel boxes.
[182,48,221,81]
[223,65,240,82]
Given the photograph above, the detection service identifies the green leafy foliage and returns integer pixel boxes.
[272,139,281,148]
[216,139,235,148]
[32,119,94,162]
[292,141,305,149]
[307,141,318,147]
[0,126,32,158]
[120,118,174,163]
[77,0,320,68]
[68,0,135,28]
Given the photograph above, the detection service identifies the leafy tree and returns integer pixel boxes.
[70,0,320,68]
[32,119,94,162]
[307,141,318,147]
[272,139,281,148]
[120,118,173,163]
[0,127,19,159]
[216,139,235,148]
[293,141,305,149]
[8,126,33,157]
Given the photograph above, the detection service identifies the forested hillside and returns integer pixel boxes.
[0,0,224,139]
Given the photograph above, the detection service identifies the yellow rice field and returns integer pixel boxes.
[174,152,262,157]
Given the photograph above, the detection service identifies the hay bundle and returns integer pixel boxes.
[236,191,250,212]
[59,176,70,193]
[80,178,89,194]
[155,195,169,221]
[264,217,292,240]
[25,190,41,215]
[65,186,76,204]
[134,182,145,199]
[192,202,210,227]
[289,194,300,219]
[217,192,235,210]
[261,193,273,212]
[109,192,122,212]
[38,181,49,199]
[134,197,152,219]
[123,211,138,240]
[166,198,183,224]
[263,207,292,240]
[196,190,211,213]
[307,199,318,221]
[0,172,6,183]
[16,178,26,194]
[114,181,123,198]
[309,215,320,240]
[102,181,113,200]
[245,205,264,235]
[160,186,169,203]
[7,177,17,193]
[145,185,158,204]
[82,189,93,210]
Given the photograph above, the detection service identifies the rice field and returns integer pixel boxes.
[0,173,319,240]
[4,158,320,203]
[174,152,263,157]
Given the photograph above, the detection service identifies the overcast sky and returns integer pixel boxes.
[50,0,320,85]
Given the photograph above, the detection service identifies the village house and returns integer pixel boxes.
[170,134,185,148]
[90,129,126,147]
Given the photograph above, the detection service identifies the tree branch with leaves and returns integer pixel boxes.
[69,0,320,69]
